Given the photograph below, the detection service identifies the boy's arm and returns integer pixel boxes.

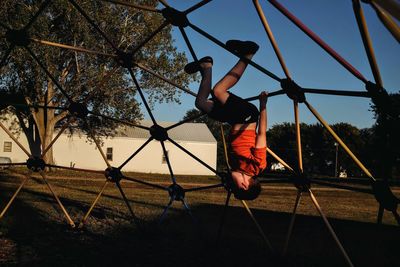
[255,91,267,148]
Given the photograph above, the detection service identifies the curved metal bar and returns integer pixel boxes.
[115,181,141,227]
[160,140,177,184]
[253,0,291,79]
[41,117,75,158]
[377,205,384,224]
[158,0,170,8]
[309,179,373,194]
[184,183,224,193]
[308,189,354,267]
[181,198,197,225]
[241,200,274,252]
[87,110,150,130]
[220,125,231,170]
[100,0,161,13]
[282,189,302,255]
[305,100,375,181]
[302,88,370,98]
[25,46,73,103]
[165,112,205,131]
[68,0,119,51]
[293,101,303,172]
[0,122,31,157]
[184,0,213,15]
[27,104,67,111]
[370,1,400,43]
[216,190,232,247]
[45,164,105,174]
[0,170,32,220]
[23,0,51,31]
[167,137,218,175]
[79,179,109,228]
[86,127,111,168]
[134,62,197,97]
[370,0,400,21]
[119,137,154,169]
[128,68,157,125]
[179,26,198,62]
[122,175,167,191]
[352,0,383,87]
[132,21,170,54]
[392,210,400,226]
[30,38,117,58]
[244,89,285,102]
[158,197,174,224]
[266,147,295,172]
[188,22,282,82]
[39,170,76,227]
[0,162,27,167]
[310,177,370,184]
[268,0,368,84]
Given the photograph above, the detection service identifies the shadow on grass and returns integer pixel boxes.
[0,180,399,267]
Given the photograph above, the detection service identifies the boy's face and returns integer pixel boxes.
[231,171,252,190]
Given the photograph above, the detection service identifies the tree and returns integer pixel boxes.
[369,91,400,180]
[327,123,365,177]
[267,122,367,177]
[267,122,298,171]
[0,0,194,165]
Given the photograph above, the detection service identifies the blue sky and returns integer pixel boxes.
[143,0,399,129]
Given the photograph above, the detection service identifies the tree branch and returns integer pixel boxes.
[53,110,68,123]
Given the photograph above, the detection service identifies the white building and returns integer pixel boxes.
[0,119,217,175]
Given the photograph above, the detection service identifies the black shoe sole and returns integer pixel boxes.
[226,40,259,56]
[184,56,213,74]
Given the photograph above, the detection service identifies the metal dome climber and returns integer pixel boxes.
[0,0,398,266]
[0,0,229,231]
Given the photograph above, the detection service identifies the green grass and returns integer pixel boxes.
[0,169,399,266]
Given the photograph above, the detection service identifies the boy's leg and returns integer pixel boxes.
[194,61,214,113]
[213,40,259,105]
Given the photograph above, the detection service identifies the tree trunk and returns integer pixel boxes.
[27,81,58,169]
[21,63,70,171]
[41,125,55,166]
[15,112,41,158]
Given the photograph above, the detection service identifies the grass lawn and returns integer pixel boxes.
[0,168,399,266]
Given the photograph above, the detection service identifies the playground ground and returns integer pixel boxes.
[0,169,399,267]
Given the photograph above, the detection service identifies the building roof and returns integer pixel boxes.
[115,121,217,143]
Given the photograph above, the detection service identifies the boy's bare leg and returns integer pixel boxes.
[195,62,214,113]
[213,53,255,105]
[255,91,268,148]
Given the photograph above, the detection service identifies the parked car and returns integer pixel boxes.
[0,156,12,169]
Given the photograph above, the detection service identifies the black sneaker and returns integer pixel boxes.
[226,40,259,56]
[184,56,213,74]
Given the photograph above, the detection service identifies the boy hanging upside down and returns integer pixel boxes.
[184,40,268,200]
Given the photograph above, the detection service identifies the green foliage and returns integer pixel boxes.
[369,91,400,180]
[0,0,193,126]
[268,122,372,177]
[0,0,194,160]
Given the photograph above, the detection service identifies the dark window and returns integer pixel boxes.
[106,147,113,161]
[162,151,169,164]
[3,141,12,152]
